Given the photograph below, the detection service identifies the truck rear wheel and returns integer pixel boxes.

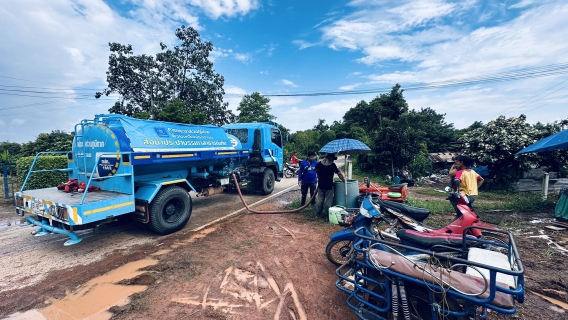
[149,186,192,235]
[261,168,275,195]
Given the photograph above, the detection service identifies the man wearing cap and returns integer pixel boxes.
[314,153,346,219]
[298,151,318,206]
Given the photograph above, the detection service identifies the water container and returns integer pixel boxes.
[333,179,359,208]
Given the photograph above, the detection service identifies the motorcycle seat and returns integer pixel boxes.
[397,229,479,248]
[380,200,430,222]
[389,184,407,190]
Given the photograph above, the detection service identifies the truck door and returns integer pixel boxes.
[269,128,283,171]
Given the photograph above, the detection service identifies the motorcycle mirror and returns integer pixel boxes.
[365,177,370,189]
[444,186,451,192]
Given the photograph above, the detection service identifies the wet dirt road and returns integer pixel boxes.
[0,177,300,294]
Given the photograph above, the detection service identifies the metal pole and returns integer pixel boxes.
[3,164,8,199]
[542,172,550,200]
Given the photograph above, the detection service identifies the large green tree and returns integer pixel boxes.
[96,25,234,125]
[236,92,275,123]
[19,131,74,156]
[398,107,457,152]
[459,115,542,187]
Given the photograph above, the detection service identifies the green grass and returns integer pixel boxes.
[408,189,556,214]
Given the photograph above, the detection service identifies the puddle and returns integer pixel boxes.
[185,227,217,243]
[151,249,172,256]
[6,259,158,320]
[532,290,568,311]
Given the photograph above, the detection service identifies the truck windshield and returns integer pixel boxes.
[227,129,248,143]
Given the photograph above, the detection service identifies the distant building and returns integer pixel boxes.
[429,152,460,171]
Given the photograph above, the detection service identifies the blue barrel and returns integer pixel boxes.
[333,179,359,208]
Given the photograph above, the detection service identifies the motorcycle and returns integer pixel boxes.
[326,188,500,266]
[283,162,300,178]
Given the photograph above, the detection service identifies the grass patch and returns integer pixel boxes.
[409,189,556,214]
[405,198,451,215]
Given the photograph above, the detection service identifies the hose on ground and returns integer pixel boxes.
[232,173,318,214]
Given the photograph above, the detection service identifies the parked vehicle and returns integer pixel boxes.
[283,162,300,178]
[335,226,525,319]
[15,114,284,245]
[326,188,499,266]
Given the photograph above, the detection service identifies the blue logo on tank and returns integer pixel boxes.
[154,127,169,137]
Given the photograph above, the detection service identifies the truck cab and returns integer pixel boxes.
[223,122,284,194]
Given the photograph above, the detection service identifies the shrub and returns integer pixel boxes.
[16,155,68,190]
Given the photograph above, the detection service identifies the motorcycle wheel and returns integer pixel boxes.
[374,217,403,243]
[481,232,509,254]
[284,168,293,178]
[325,240,353,266]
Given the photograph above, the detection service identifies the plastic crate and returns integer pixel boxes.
[476,210,510,225]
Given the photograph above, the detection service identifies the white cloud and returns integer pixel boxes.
[509,0,536,9]
[260,70,269,74]
[188,0,259,19]
[281,79,297,87]
[273,98,358,132]
[339,83,363,90]
[11,119,26,125]
[292,40,319,50]
[0,119,5,126]
[224,85,247,112]
[269,96,303,107]
[234,53,252,63]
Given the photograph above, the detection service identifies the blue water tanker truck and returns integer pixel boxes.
[14,114,284,245]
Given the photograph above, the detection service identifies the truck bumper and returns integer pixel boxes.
[22,216,82,246]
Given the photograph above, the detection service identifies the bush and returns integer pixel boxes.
[17,155,68,190]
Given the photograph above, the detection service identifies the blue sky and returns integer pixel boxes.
[1,0,568,144]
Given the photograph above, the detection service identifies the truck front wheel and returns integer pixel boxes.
[149,186,192,235]
[261,168,275,195]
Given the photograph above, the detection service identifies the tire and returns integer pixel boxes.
[374,218,402,243]
[364,276,388,318]
[481,232,509,254]
[261,168,275,195]
[284,168,293,178]
[326,240,353,266]
[149,186,192,235]
[405,286,466,320]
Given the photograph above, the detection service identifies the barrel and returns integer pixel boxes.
[333,179,359,208]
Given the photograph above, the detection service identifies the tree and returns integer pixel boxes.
[20,131,74,156]
[0,141,22,157]
[96,25,235,126]
[459,115,542,187]
[236,92,275,123]
[313,119,330,133]
[398,107,457,152]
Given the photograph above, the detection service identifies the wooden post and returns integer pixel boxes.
[543,173,550,200]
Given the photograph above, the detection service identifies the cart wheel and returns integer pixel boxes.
[325,240,353,266]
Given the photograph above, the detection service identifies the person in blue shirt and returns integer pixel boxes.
[298,151,318,206]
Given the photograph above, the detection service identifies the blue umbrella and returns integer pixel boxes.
[516,129,568,154]
[320,139,371,209]
[319,138,371,155]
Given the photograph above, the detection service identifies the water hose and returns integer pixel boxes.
[232,173,318,214]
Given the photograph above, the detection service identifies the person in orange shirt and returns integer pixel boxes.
[450,155,484,207]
